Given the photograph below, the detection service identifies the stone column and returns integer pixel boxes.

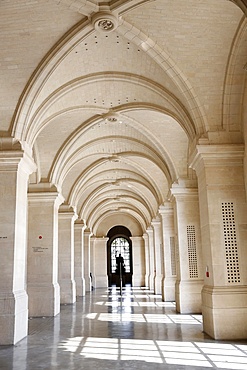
[90,236,96,289]
[0,141,36,344]
[93,237,108,288]
[58,205,77,304]
[27,184,64,317]
[84,228,92,292]
[151,216,163,295]
[74,220,86,297]
[171,181,204,313]
[146,226,155,291]
[159,202,176,302]
[190,144,247,339]
[132,236,145,287]
[142,233,150,288]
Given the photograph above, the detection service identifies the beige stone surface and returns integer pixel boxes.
[27,190,63,317]
[92,237,108,288]
[74,221,86,296]
[1,0,247,343]
[131,236,145,287]
[58,205,77,303]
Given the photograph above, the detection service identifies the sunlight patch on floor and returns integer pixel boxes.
[59,337,247,368]
[86,312,202,325]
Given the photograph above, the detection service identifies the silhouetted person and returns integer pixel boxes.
[116,253,125,276]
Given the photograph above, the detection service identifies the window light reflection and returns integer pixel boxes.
[60,337,247,367]
[96,300,177,308]
[156,302,175,307]
[237,345,247,351]
[86,312,202,325]
[166,358,212,367]
[138,302,156,307]
[209,355,247,364]
[213,363,247,370]
[97,313,146,322]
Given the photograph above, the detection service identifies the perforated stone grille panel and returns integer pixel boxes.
[187,225,198,279]
[170,236,176,276]
[222,202,240,284]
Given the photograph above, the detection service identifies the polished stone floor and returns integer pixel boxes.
[1,286,247,370]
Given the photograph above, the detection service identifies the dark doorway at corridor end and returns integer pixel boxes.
[107,226,133,287]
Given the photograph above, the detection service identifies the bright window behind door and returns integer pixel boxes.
[111,237,130,273]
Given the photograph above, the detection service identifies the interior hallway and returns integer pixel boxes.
[0,287,247,370]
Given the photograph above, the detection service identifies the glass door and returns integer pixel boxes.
[109,237,132,286]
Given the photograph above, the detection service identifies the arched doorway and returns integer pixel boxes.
[107,226,133,286]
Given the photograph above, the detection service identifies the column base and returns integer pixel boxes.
[149,274,155,291]
[81,277,85,296]
[176,279,203,313]
[132,273,145,287]
[28,282,60,317]
[162,276,176,301]
[202,285,247,340]
[154,274,163,295]
[0,290,28,345]
[145,274,149,288]
[94,274,108,288]
[60,280,76,304]
[75,277,85,297]
[85,276,91,292]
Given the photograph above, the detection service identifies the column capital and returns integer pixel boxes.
[94,236,109,241]
[0,144,36,175]
[130,236,143,242]
[146,226,154,236]
[28,183,64,206]
[84,228,92,236]
[74,220,87,231]
[151,215,161,227]
[142,233,148,241]
[159,202,174,216]
[170,184,198,201]
[189,144,244,172]
[59,204,78,222]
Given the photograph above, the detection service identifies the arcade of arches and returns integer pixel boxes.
[0,0,247,345]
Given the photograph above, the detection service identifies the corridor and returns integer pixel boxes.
[0,287,247,370]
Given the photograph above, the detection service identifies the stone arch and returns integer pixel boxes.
[223,17,247,135]
[11,17,205,144]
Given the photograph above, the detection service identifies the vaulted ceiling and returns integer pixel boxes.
[1,0,246,235]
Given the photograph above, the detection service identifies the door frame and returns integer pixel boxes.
[107,234,133,287]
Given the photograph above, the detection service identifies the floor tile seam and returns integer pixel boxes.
[192,342,217,368]
[233,343,247,357]
[153,339,167,365]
